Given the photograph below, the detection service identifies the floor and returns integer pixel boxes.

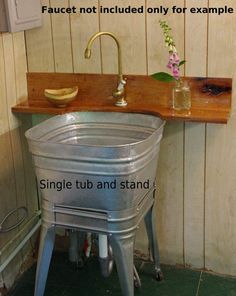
[9,252,236,296]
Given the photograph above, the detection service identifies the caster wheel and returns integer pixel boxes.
[76,257,85,269]
[69,257,84,270]
[155,270,164,281]
[134,277,141,288]
[134,265,141,288]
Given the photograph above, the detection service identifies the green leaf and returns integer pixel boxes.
[179,60,186,67]
[151,72,175,82]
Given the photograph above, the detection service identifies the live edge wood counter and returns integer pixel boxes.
[12,73,232,124]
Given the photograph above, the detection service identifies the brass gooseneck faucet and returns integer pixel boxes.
[84,32,127,107]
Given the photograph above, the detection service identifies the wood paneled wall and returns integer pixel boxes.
[25,0,236,276]
[0,32,37,289]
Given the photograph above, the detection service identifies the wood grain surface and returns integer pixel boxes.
[12,73,232,124]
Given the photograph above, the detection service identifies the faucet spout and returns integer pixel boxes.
[84,31,127,107]
[84,48,91,59]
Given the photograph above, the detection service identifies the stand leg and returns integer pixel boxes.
[145,202,164,281]
[110,234,135,296]
[34,224,55,296]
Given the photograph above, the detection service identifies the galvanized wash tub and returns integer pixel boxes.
[25,111,165,296]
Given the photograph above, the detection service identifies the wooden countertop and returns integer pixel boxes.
[12,73,232,124]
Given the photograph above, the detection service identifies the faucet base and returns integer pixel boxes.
[115,98,128,107]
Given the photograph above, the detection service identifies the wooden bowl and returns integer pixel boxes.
[44,86,78,107]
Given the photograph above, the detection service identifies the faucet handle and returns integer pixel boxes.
[114,78,127,107]
[117,78,127,91]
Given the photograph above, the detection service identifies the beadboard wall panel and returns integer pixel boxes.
[26,0,54,72]
[0,32,37,289]
[184,0,208,268]
[51,0,73,72]
[24,0,236,276]
[205,0,236,275]
[0,34,18,248]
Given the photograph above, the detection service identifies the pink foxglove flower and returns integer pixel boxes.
[151,21,185,82]
[167,52,180,80]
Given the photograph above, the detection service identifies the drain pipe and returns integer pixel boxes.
[99,234,108,258]
[99,234,113,277]
[0,217,41,273]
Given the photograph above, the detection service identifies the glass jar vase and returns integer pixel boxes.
[172,79,191,110]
